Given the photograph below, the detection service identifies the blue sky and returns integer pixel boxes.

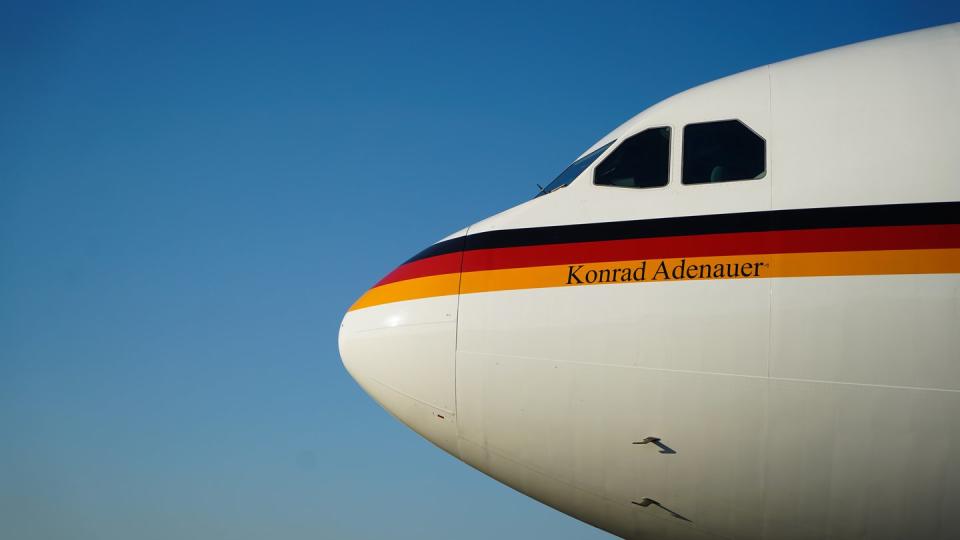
[2,2,957,538]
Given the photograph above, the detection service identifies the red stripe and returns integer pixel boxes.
[462,224,960,272]
[375,252,462,286]
[376,224,960,286]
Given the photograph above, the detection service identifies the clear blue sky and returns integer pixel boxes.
[2,2,957,539]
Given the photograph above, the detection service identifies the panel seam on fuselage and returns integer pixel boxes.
[366,375,456,416]
[453,226,469,427]
[454,350,960,393]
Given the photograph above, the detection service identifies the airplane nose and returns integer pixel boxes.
[338,243,463,457]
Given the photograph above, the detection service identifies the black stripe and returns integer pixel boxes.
[404,235,465,262]
[406,201,960,263]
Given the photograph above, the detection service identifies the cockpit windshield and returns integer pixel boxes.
[535,140,615,198]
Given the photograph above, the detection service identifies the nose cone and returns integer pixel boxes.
[338,257,461,456]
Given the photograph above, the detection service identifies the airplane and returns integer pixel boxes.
[339,23,960,539]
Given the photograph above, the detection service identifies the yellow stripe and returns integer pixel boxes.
[349,272,460,311]
[350,248,960,311]
[773,249,960,277]
[460,248,960,294]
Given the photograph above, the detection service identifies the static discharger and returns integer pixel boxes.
[632,436,677,454]
[632,437,661,445]
[632,498,693,523]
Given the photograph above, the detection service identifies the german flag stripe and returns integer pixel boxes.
[351,273,460,312]
[375,251,463,287]
[404,201,960,264]
[349,202,960,311]
[459,249,960,295]
[463,224,960,273]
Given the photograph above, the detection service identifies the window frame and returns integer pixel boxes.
[536,140,618,198]
[592,125,673,191]
[680,118,767,186]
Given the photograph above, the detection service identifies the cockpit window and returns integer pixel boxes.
[682,120,765,184]
[594,127,670,189]
[536,141,615,197]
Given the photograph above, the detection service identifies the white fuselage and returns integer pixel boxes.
[339,24,960,539]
